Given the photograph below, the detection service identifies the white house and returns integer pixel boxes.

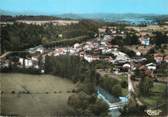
[139,37,150,46]
[19,58,24,65]
[74,43,80,49]
[28,45,44,54]
[25,59,33,68]
[145,63,156,70]
[84,55,93,63]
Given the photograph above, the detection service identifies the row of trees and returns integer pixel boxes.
[43,36,90,47]
[0,15,64,21]
[45,55,98,83]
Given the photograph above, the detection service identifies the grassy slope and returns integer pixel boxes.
[140,83,166,106]
[0,73,76,116]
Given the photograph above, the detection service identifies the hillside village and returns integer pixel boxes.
[1,0,168,116]
[0,18,168,117]
[1,23,168,79]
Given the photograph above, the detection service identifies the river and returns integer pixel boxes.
[97,87,128,117]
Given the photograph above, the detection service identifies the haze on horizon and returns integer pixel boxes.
[0,0,168,15]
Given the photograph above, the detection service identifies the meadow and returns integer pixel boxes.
[0,73,76,116]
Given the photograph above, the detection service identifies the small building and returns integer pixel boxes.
[25,59,33,68]
[58,34,63,38]
[154,54,163,63]
[84,55,93,63]
[136,51,141,56]
[139,37,150,46]
[74,43,80,49]
[28,45,44,54]
[164,55,168,63]
[145,63,156,70]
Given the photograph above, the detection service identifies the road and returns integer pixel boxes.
[127,71,143,106]
[0,52,12,59]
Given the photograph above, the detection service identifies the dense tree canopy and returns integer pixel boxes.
[99,75,122,97]
[45,55,97,83]
[1,20,100,52]
[152,32,168,46]
[111,33,139,46]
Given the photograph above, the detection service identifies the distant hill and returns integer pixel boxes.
[0,9,17,16]
[57,13,168,25]
[1,9,168,24]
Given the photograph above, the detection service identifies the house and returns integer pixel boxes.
[102,48,112,54]
[164,55,168,63]
[25,59,33,68]
[139,37,150,46]
[69,48,76,55]
[83,45,92,51]
[54,48,66,56]
[154,54,163,63]
[103,35,112,41]
[132,57,147,63]
[79,51,85,57]
[58,34,63,38]
[145,63,156,70]
[98,28,106,34]
[74,43,80,49]
[122,64,131,71]
[0,60,10,69]
[18,56,40,69]
[136,51,141,56]
[28,45,44,54]
[112,51,130,64]
[84,55,93,63]
[138,65,155,78]
[92,56,100,61]
[123,63,131,68]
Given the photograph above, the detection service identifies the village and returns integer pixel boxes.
[1,0,168,116]
[0,22,168,117]
[1,24,168,80]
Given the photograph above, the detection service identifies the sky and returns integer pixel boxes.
[0,0,168,15]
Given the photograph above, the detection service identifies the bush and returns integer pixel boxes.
[121,80,128,88]
[11,91,15,94]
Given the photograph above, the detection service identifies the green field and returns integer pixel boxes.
[0,73,76,116]
[140,83,167,106]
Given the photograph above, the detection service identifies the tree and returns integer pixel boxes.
[125,33,139,45]
[157,62,168,77]
[139,77,153,96]
[111,36,124,46]
[121,80,128,88]
[153,32,168,46]
[89,99,109,116]
[112,84,122,97]
[41,37,49,44]
[68,92,109,116]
